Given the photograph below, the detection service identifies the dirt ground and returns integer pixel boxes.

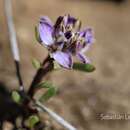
[0,0,130,130]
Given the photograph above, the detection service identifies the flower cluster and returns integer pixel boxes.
[38,14,94,69]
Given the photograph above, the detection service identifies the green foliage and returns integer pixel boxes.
[73,63,95,72]
[32,58,41,69]
[35,26,41,43]
[37,81,52,89]
[53,61,61,70]
[38,82,57,102]
[27,115,39,128]
[11,91,21,103]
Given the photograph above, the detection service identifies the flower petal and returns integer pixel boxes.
[39,17,54,46]
[77,52,90,64]
[80,43,91,53]
[80,28,94,44]
[67,15,77,25]
[63,15,68,26]
[52,51,72,69]
[76,42,85,52]
[40,16,54,26]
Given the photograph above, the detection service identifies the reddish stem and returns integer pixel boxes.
[28,55,54,97]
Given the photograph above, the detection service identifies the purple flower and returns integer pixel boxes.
[38,14,94,69]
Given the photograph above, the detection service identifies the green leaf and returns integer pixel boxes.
[32,58,41,69]
[39,84,57,102]
[37,81,53,89]
[53,61,61,70]
[73,63,95,72]
[27,115,39,128]
[11,91,21,103]
[35,26,41,43]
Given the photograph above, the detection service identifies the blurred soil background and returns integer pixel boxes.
[0,0,130,130]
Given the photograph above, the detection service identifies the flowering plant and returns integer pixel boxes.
[38,14,94,68]
[3,2,96,129]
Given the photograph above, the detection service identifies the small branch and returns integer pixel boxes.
[36,101,77,130]
[28,55,54,97]
[4,0,24,91]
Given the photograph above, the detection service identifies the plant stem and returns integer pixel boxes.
[36,101,77,130]
[4,0,24,91]
[28,55,54,97]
